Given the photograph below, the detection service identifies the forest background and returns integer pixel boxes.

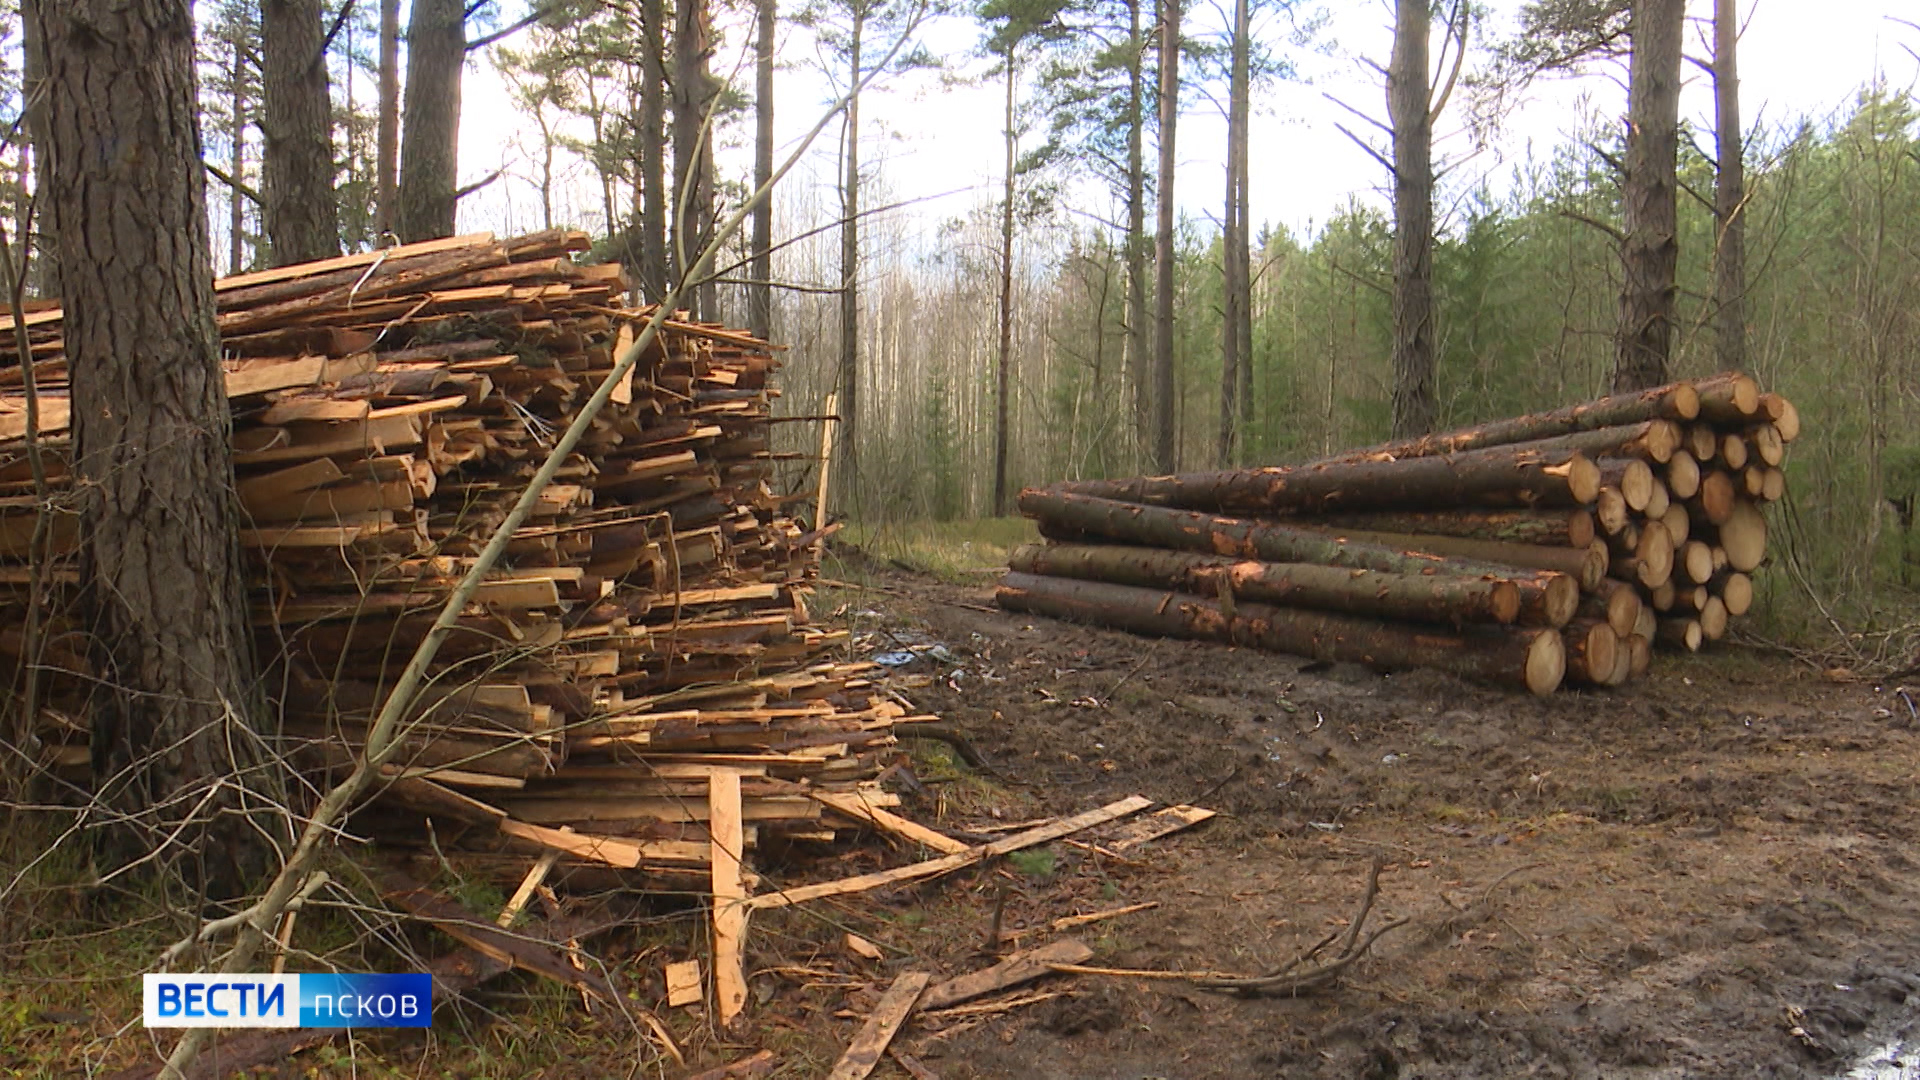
[10,0,1920,638]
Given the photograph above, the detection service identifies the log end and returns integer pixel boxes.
[1646,419,1681,463]
[1564,620,1619,687]
[1603,584,1642,639]
[1661,503,1691,548]
[1722,501,1767,572]
[1657,618,1703,653]
[1682,540,1714,586]
[1543,572,1580,628]
[1667,450,1701,500]
[1567,509,1597,549]
[1669,383,1702,422]
[1700,595,1730,641]
[1621,460,1655,511]
[1491,579,1523,625]
[1700,470,1737,525]
[1719,571,1754,616]
[1525,629,1568,696]
[1625,634,1652,680]
[1581,540,1610,592]
[1566,453,1601,506]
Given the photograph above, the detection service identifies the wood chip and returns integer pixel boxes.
[665,959,703,1008]
[845,932,885,961]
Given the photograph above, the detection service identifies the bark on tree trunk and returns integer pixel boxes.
[749,0,776,340]
[1050,443,1603,514]
[838,13,865,512]
[1293,525,1608,593]
[1217,0,1248,467]
[1018,491,1580,619]
[1712,0,1745,373]
[1151,0,1180,474]
[639,0,669,299]
[377,0,400,237]
[1123,0,1150,465]
[1613,0,1685,391]
[993,48,1017,516]
[1388,0,1437,438]
[1329,379,1700,463]
[1308,508,1596,549]
[1011,542,1529,627]
[262,0,342,265]
[36,0,281,900]
[396,0,464,241]
[672,0,717,316]
[997,573,1567,695]
[1233,7,1253,448]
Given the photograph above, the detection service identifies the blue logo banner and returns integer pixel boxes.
[144,973,432,1028]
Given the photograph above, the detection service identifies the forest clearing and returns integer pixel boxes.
[1,0,1919,1078]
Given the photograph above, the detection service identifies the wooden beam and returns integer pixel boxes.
[826,971,930,1080]
[709,769,750,1027]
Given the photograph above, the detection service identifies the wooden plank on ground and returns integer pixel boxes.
[495,850,562,928]
[825,971,931,1080]
[918,940,1093,1011]
[665,959,703,1007]
[683,1050,777,1080]
[746,795,1153,911]
[1100,805,1217,852]
[709,769,750,1027]
[810,790,969,855]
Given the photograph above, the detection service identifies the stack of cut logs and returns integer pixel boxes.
[0,230,920,885]
[1001,373,1797,695]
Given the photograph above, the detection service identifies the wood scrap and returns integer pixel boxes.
[826,971,931,1080]
[665,959,703,1008]
[919,939,1094,1011]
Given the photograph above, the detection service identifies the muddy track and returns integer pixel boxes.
[810,567,1920,1079]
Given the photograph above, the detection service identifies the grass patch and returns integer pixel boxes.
[833,516,1037,583]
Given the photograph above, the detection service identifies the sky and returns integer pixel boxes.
[445,0,1920,246]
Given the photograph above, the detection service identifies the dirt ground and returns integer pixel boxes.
[741,565,1920,1080]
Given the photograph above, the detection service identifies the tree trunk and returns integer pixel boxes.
[1293,525,1608,592]
[639,0,669,299]
[22,0,54,296]
[396,0,464,241]
[1012,542,1533,626]
[997,573,1566,695]
[749,0,776,339]
[1017,491,1580,619]
[1123,0,1150,464]
[993,49,1017,516]
[1217,0,1247,467]
[672,0,717,314]
[262,0,342,265]
[228,34,248,275]
[1151,0,1180,474]
[376,0,400,236]
[1309,508,1596,549]
[1049,444,1602,514]
[1233,38,1253,451]
[1712,0,1745,372]
[1388,0,1437,438]
[1330,378,1700,463]
[36,0,281,900]
[838,13,865,511]
[1613,0,1684,391]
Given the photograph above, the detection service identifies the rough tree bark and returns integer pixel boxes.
[993,44,1018,516]
[377,0,400,237]
[838,10,866,511]
[639,0,669,298]
[1123,0,1150,463]
[1232,7,1253,451]
[1011,542,1529,627]
[1152,0,1180,474]
[1613,0,1684,391]
[1217,0,1249,467]
[1712,0,1745,372]
[1388,0,1436,438]
[262,0,342,265]
[998,573,1567,695]
[36,0,280,900]
[1049,444,1603,514]
[749,0,777,339]
[672,0,718,315]
[396,0,464,241]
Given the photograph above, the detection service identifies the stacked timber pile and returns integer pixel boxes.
[0,230,921,883]
[1002,373,1797,695]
